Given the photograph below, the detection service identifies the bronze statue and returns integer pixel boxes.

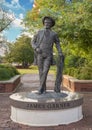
[31,16,64,94]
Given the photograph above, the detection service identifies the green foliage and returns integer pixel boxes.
[24,0,92,54]
[65,55,85,68]
[76,66,92,80]
[5,35,34,68]
[23,0,92,79]
[64,55,92,79]
[0,64,19,80]
[61,0,92,54]
[64,66,92,80]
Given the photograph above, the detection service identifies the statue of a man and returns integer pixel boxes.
[31,16,63,94]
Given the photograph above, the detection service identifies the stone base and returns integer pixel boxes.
[63,75,92,92]
[0,75,21,93]
[10,90,83,126]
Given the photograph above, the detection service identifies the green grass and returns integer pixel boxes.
[17,69,39,74]
[17,65,56,75]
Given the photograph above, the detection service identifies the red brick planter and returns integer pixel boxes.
[0,75,21,93]
[63,75,92,92]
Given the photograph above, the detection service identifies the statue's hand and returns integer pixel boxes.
[59,53,63,57]
[36,48,42,54]
[59,53,64,62]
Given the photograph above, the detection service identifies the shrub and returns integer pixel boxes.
[64,66,92,80]
[75,67,92,80]
[0,68,11,80]
[63,54,92,80]
[0,64,20,80]
[65,55,85,68]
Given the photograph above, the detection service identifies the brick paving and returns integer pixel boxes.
[0,74,92,130]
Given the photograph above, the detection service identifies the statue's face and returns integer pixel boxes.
[44,19,52,29]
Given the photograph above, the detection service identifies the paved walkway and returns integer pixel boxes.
[0,74,92,130]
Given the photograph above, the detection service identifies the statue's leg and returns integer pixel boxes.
[38,56,51,94]
[54,55,64,93]
[37,55,43,91]
[54,74,62,92]
[33,51,38,65]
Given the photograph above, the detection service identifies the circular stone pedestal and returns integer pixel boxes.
[10,90,83,126]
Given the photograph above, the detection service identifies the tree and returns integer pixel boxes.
[23,0,92,79]
[0,7,14,57]
[0,8,14,32]
[5,35,34,68]
[24,0,92,56]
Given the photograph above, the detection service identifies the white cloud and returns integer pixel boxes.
[0,33,4,37]
[6,12,14,21]
[1,0,33,42]
[2,30,7,35]
[12,18,23,28]
[5,11,24,29]
[0,0,5,4]
[11,0,18,4]
[11,0,21,8]
[12,15,25,29]
[19,13,24,19]
[8,9,13,13]
[30,0,34,3]
[3,0,25,11]
[11,0,19,4]
[22,32,32,38]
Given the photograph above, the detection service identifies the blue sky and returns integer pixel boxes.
[1,0,34,42]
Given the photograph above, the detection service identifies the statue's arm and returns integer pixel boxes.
[31,33,39,50]
[54,33,63,56]
[31,32,42,54]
